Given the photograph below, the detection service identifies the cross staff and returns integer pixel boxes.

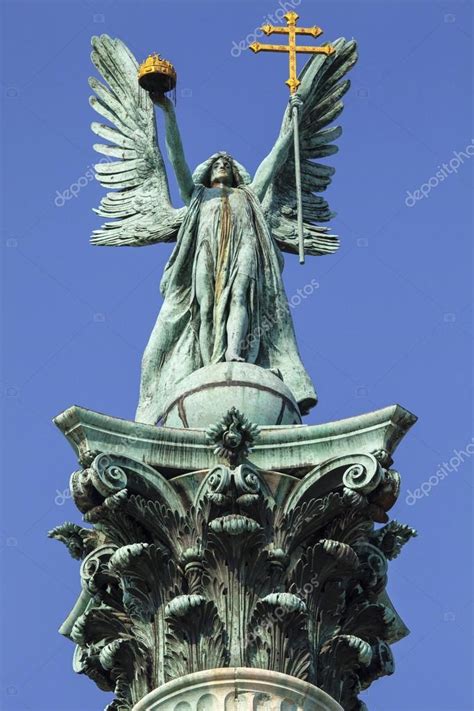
[250,11,334,264]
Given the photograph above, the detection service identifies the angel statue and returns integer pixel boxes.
[89,35,357,425]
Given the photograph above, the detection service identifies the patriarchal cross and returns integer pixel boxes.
[250,12,334,264]
[249,11,334,93]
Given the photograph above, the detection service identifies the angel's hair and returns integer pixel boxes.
[192,152,252,187]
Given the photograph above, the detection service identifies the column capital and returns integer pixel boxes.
[51,405,416,710]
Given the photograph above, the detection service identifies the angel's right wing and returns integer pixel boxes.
[89,34,185,247]
[259,38,358,257]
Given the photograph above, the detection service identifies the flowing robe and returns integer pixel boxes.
[194,186,261,363]
[137,183,317,424]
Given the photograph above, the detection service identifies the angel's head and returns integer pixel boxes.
[192,152,252,188]
[210,155,234,187]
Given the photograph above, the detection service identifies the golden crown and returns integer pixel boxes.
[138,53,177,93]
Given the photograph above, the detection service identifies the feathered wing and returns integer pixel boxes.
[261,38,358,257]
[89,34,185,246]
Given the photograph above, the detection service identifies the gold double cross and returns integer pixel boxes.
[249,11,334,94]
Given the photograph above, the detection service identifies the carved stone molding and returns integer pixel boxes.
[132,668,343,710]
[51,407,416,711]
[54,404,417,474]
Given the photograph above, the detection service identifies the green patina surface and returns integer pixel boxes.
[88,34,356,425]
[50,30,418,711]
[51,404,417,711]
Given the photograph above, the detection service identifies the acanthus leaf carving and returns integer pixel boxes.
[318,634,373,710]
[53,448,416,711]
[247,594,311,680]
[48,521,99,560]
[109,543,179,623]
[100,637,149,711]
[164,596,229,679]
[370,520,417,560]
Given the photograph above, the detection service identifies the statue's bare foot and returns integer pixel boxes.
[225,349,245,363]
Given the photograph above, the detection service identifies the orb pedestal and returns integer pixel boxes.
[160,362,302,428]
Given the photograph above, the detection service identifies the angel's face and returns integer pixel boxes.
[210,156,234,187]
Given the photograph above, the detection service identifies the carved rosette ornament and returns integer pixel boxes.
[206,407,261,464]
[51,407,417,711]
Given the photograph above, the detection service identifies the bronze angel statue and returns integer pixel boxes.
[89,35,357,425]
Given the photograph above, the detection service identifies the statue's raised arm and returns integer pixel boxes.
[89,35,187,246]
[253,38,358,257]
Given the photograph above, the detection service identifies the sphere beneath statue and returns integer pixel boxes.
[160,362,302,428]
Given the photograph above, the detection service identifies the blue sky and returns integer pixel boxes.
[1,0,472,709]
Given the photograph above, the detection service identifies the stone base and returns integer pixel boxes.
[132,668,342,710]
[160,363,302,427]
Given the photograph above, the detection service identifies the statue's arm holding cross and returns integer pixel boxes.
[250,98,298,202]
[249,11,335,264]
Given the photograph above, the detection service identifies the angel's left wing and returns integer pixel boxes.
[260,38,358,257]
[89,34,186,247]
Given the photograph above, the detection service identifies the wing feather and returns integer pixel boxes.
[93,144,137,160]
[301,126,342,151]
[261,38,357,256]
[91,122,136,149]
[89,35,184,246]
